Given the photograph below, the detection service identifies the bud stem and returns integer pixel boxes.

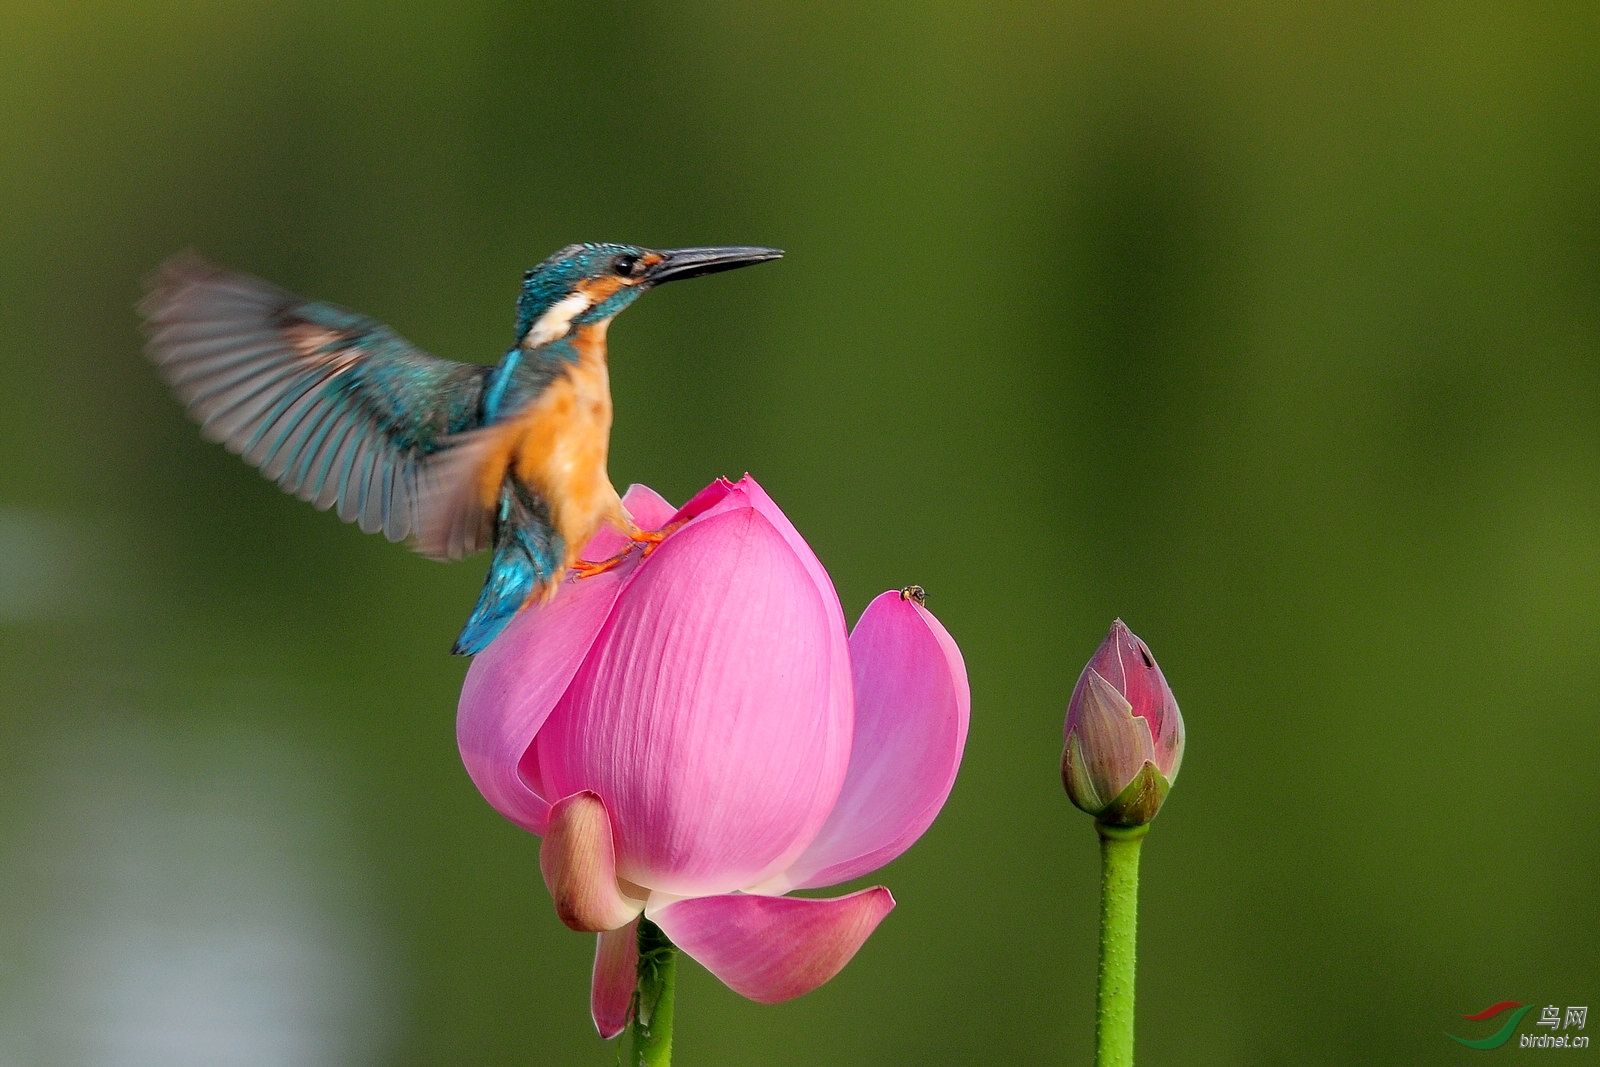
[1095,821,1147,1067]
[619,919,677,1067]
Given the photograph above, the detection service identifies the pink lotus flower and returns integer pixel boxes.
[457,475,969,1035]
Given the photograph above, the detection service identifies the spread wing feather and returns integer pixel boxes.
[141,253,491,544]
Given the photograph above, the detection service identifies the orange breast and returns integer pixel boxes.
[506,323,624,564]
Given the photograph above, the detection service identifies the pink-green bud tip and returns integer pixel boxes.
[1061,619,1184,827]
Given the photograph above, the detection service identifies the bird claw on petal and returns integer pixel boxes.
[582,484,678,562]
[648,887,895,1004]
[540,792,647,933]
[569,547,635,581]
[634,517,688,558]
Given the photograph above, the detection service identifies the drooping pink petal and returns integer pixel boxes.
[457,561,636,835]
[649,888,895,1004]
[776,591,970,891]
[591,920,639,1039]
[534,503,854,896]
[582,484,679,562]
[539,792,646,932]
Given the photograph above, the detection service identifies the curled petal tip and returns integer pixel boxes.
[540,792,645,932]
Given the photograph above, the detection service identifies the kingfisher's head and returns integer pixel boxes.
[514,243,783,350]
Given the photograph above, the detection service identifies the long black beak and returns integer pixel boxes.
[645,246,784,286]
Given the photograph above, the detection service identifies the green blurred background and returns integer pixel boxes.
[2,3,1596,1064]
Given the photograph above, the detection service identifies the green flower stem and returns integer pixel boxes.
[620,919,678,1067]
[1095,822,1147,1067]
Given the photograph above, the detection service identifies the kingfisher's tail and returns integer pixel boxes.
[452,489,564,656]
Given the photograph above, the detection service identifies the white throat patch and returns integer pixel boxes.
[522,290,593,349]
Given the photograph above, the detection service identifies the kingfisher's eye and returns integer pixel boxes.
[613,254,640,278]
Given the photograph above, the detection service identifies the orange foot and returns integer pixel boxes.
[570,548,634,580]
[632,518,688,557]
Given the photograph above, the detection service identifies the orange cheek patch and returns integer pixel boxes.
[576,276,628,303]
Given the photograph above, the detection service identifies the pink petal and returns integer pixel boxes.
[534,502,854,896]
[591,920,639,1039]
[457,560,637,834]
[727,476,849,640]
[582,484,678,562]
[539,792,646,932]
[669,476,737,523]
[650,888,895,1004]
[622,483,678,530]
[777,591,970,891]
[642,475,846,639]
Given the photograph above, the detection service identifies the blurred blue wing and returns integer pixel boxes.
[141,253,490,544]
[411,422,506,561]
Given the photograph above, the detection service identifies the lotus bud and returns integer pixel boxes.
[1061,620,1184,826]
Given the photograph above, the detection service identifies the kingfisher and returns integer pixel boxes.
[141,243,782,654]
